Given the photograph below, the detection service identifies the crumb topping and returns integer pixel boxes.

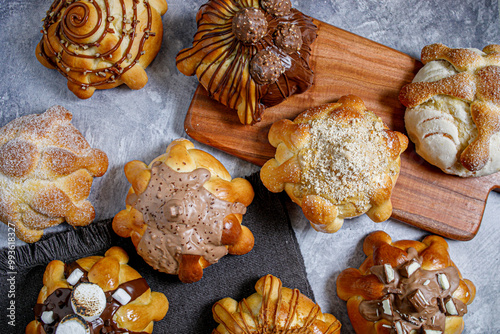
[299,112,390,209]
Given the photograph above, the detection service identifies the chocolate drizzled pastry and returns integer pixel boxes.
[337,231,476,334]
[36,0,168,99]
[25,247,168,334]
[113,139,255,283]
[213,275,342,333]
[176,0,318,124]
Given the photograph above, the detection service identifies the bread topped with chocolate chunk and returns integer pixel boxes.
[176,0,318,124]
[260,95,408,233]
[399,43,500,177]
[113,138,255,283]
[25,247,168,334]
[36,0,168,99]
[0,105,108,243]
[337,231,476,334]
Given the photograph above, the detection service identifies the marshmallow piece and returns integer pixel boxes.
[41,311,55,324]
[55,314,90,334]
[67,268,84,286]
[71,282,106,322]
[112,288,132,305]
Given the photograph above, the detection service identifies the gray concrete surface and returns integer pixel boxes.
[0,0,498,333]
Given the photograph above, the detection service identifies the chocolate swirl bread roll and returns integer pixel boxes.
[213,274,341,333]
[36,0,168,99]
[113,139,255,283]
[176,0,317,124]
[337,231,475,334]
[0,106,108,243]
[25,247,169,334]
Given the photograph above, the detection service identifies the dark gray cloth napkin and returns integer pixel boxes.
[0,173,313,333]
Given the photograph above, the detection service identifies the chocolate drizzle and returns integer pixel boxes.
[34,262,150,334]
[37,0,155,90]
[359,248,467,333]
[176,0,318,124]
[127,162,246,275]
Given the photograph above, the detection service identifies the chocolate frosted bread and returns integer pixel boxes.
[176,0,318,124]
[26,247,168,334]
[112,139,255,283]
[337,231,476,334]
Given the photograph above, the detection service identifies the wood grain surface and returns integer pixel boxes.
[184,19,500,240]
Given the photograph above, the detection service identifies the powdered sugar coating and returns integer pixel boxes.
[0,105,108,243]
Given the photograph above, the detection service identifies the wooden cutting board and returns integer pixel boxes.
[184,19,500,241]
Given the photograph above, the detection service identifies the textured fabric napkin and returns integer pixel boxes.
[0,173,313,333]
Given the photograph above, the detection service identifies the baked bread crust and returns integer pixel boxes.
[176,0,317,124]
[260,95,408,233]
[336,231,476,334]
[36,0,168,99]
[399,43,500,177]
[112,138,255,283]
[212,274,341,334]
[25,246,169,334]
[0,105,108,243]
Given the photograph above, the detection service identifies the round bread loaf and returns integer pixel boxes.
[25,247,169,334]
[213,274,341,333]
[112,138,255,283]
[0,105,108,243]
[337,231,476,334]
[400,43,500,177]
[36,0,168,99]
[260,95,408,233]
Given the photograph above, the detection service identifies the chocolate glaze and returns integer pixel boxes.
[34,262,150,334]
[359,248,467,333]
[176,1,317,124]
[38,0,155,90]
[127,162,246,275]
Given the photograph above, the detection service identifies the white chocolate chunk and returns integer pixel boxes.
[71,282,106,322]
[55,314,90,334]
[445,299,459,315]
[41,311,55,324]
[406,261,421,277]
[382,298,392,315]
[395,321,404,334]
[438,273,450,290]
[424,330,442,334]
[66,268,84,286]
[112,288,132,305]
[384,263,395,283]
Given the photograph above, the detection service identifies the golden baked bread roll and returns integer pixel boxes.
[0,105,108,243]
[337,231,476,334]
[260,95,408,233]
[25,246,168,334]
[399,43,500,177]
[113,138,255,283]
[36,0,168,99]
[212,274,341,333]
[176,0,317,124]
